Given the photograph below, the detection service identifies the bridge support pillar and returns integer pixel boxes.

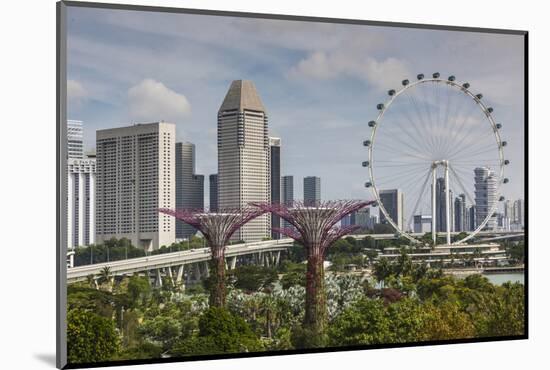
[275,251,281,266]
[203,261,210,278]
[193,263,202,281]
[166,266,174,287]
[155,268,163,288]
[265,252,271,268]
[229,256,237,270]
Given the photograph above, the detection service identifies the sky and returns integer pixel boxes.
[66,6,525,213]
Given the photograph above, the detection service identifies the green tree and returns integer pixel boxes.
[229,265,278,292]
[127,275,151,308]
[138,316,182,352]
[172,307,262,356]
[373,257,392,288]
[67,309,120,364]
[328,299,390,346]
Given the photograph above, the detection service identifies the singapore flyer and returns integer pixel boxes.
[364,73,509,246]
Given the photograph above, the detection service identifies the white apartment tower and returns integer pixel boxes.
[67,119,96,249]
[217,80,270,242]
[95,122,176,251]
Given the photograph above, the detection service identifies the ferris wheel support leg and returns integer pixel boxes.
[445,161,451,245]
[432,166,437,245]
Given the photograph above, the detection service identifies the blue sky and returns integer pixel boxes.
[66,6,525,212]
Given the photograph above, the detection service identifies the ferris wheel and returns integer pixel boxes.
[363,73,509,245]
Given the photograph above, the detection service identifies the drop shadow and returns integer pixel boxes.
[34,353,57,367]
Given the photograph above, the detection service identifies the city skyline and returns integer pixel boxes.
[67,7,525,206]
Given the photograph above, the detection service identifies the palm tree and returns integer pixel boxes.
[373,257,391,289]
[98,266,113,291]
[86,274,98,290]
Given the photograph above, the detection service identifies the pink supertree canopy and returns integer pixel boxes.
[158,206,266,250]
[251,200,375,253]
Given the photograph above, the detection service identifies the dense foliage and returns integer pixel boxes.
[67,248,524,365]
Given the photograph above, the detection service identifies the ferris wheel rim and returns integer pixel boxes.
[366,76,506,245]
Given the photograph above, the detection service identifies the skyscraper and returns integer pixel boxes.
[175,142,204,239]
[435,178,455,232]
[95,122,176,251]
[474,167,498,230]
[281,175,294,229]
[67,119,84,159]
[304,176,321,206]
[379,189,404,231]
[68,154,96,249]
[269,137,281,239]
[209,174,218,212]
[217,80,270,242]
[454,194,466,232]
[513,199,525,227]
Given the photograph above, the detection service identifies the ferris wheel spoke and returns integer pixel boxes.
[391,110,435,155]
[449,165,477,207]
[441,105,483,158]
[406,92,438,153]
[446,129,497,161]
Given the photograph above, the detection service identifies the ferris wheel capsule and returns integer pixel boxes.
[432,72,440,78]
[504,159,510,165]
[462,82,470,89]
[501,141,508,147]
[499,196,505,201]
[476,93,483,100]
[448,75,456,81]
[496,123,502,129]
[503,178,509,184]
[417,74,424,80]
[388,89,396,96]
[368,121,376,127]
[402,79,409,86]
[365,182,372,188]
[362,161,370,167]
[487,107,494,113]
[377,103,385,110]
[363,139,371,146]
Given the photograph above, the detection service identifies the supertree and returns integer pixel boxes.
[158,207,266,307]
[251,200,374,344]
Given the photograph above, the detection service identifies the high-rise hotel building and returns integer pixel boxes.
[95,122,176,251]
[67,120,96,249]
[217,80,270,242]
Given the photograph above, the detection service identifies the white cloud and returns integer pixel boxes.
[67,79,88,106]
[289,51,410,91]
[127,79,191,123]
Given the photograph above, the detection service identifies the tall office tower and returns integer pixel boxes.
[96,122,176,251]
[67,120,84,159]
[175,142,205,239]
[413,215,432,233]
[454,194,466,232]
[217,80,270,242]
[466,205,476,231]
[513,199,525,227]
[474,167,498,230]
[209,174,218,212]
[303,176,321,206]
[68,153,96,249]
[435,178,455,232]
[269,137,281,239]
[379,189,404,231]
[281,175,294,229]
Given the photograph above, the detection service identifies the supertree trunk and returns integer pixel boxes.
[304,247,327,342]
[209,247,226,307]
